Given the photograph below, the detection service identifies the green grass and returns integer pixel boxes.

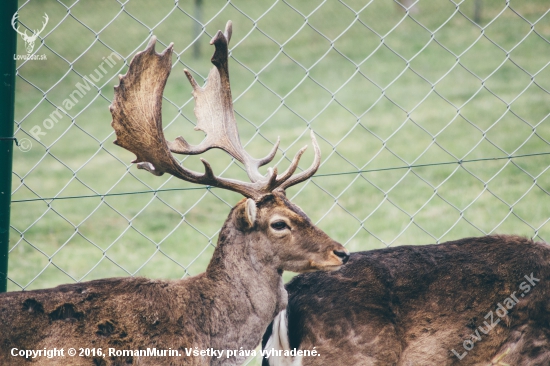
[9,0,550,290]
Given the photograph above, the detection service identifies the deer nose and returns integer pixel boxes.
[333,250,350,264]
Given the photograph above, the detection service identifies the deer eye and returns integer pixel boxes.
[270,221,289,231]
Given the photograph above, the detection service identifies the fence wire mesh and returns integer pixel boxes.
[9,0,550,298]
[8,1,550,363]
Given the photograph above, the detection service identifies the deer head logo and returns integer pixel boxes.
[11,12,48,54]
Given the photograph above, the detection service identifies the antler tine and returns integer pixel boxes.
[277,131,321,191]
[38,14,49,34]
[110,21,321,200]
[169,20,279,184]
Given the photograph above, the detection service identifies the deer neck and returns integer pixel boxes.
[204,214,287,355]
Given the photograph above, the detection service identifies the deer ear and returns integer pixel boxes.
[245,198,257,226]
[236,198,257,230]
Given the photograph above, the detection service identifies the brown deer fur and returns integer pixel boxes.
[262,235,550,365]
[1,193,347,365]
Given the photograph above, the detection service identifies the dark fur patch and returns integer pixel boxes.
[85,292,100,302]
[261,321,273,366]
[256,193,276,207]
[287,307,303,351]
[96,320,116,337]
[22,299,44,314]
[93,358,107,366]
[49,303,83,322]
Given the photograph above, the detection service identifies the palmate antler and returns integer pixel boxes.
[110,21,320,200]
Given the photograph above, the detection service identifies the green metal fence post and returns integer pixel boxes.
[0,0,19,293]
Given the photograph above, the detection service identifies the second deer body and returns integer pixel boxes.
[262,235,550,366]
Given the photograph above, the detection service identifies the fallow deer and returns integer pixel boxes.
[262,235,550,365]
[0,21,349,366]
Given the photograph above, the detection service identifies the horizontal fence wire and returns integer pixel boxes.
[11,151,550,203]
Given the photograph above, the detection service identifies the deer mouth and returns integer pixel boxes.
[304,249,350,272]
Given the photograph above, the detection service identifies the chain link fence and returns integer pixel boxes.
[9,0,550,297]
[8,0,550,363]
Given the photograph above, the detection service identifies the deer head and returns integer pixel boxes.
[110,21,349,273]
[11,12,48,54]
[228,192,349,273]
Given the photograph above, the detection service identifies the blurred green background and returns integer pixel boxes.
[9,0,550,292]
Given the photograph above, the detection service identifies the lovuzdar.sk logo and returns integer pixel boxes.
[11,12,48,60]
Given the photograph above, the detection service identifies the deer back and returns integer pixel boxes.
[263,235,550,366]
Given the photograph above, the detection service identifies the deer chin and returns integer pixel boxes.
[281,260,339,273]
[303,259,344,272]
[308,265,343,272]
